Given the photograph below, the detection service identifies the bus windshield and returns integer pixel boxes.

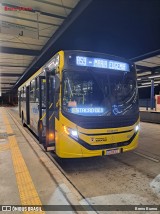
[62,69,138,117]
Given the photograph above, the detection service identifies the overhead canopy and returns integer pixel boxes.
[131,50,160,88]
[0,0,160,95]
[0,0,92,94]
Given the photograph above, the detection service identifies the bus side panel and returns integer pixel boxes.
[29,102,39,135]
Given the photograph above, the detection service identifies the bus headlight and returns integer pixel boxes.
[70,130,78,137]
[64,126,78,138]
[135,124,140,132]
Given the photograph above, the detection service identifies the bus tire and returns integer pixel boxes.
[44,145,48,152]
[21,112,26,127]
[19,110,21,118]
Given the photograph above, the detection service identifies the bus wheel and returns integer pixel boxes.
[44,145,48,152]
[21,112,26,127]
[38,120,45,145]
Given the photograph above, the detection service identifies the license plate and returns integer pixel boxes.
[106,149,120,155]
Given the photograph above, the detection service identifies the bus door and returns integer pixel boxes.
[39,76,46,122]
[26,86,30,125]
[45,71,56,150]
[38,76,46,145]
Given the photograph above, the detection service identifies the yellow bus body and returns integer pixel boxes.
[18,50,139,158]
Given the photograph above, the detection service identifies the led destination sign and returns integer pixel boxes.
[70,107,104,116]
[75,56,129,71]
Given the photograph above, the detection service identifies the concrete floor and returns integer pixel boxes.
[54,123,160,213]
[0,108,84,214]
[0,107,160,214]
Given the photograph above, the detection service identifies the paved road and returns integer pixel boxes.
[55,122,160,208]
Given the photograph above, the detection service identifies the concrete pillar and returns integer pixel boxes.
[150,79,154,110]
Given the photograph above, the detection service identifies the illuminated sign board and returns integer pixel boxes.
[75,56,129,71]
[70,107,104,115]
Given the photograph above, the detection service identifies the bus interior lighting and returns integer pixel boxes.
[49,133,55,141]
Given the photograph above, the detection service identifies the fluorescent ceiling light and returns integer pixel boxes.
[137,72,151,76]
[137,78,141,81]
[141,82,151,85]
[148,75,160,79]
[138,84,158,88]
[141,81,160,85]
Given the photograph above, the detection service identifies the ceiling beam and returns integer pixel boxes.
[0,73,21,77]
[153,66,160,72]
[0,13,58,26]
[136,65,154,71]
[33,0,73,10]
[0,39,43,47]
[0,65,28,68]
[0,47,40,56]
[131,49,160,62]
[1,87,12,89]
[14,0,93,88]
[0,82,15,85]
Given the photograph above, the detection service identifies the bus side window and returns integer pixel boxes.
[35,78,39,102]
[23,87,26,102]
[30,80,36,102]
[21,89,23,102]
[41,79,46,106]
[21,87,26,102]
[55,74,60,105]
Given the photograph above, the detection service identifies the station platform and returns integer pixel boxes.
[140,108,160,124]
[0,107,86,214]
[0,107,160,214]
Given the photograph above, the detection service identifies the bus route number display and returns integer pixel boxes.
[76,56,129,71]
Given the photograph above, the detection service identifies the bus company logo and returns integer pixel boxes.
[4,6,32,11]
[90,137,107,143]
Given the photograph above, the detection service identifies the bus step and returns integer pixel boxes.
[47,142,55,147]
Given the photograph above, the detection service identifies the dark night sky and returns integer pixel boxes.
[17,0,160,98]
[28,0,160,69]
[48,0,160,99]
[51,0,160,59]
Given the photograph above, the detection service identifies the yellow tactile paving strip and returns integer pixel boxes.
[1,109,45,214]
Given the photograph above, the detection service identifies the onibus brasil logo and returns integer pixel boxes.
[4,6,32,11]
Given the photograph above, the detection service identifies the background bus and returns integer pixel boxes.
[18,50,140,158]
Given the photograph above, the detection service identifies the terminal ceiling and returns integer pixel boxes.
[0,0,160,95]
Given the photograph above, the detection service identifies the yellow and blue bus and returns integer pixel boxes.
[18,50,139,158]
